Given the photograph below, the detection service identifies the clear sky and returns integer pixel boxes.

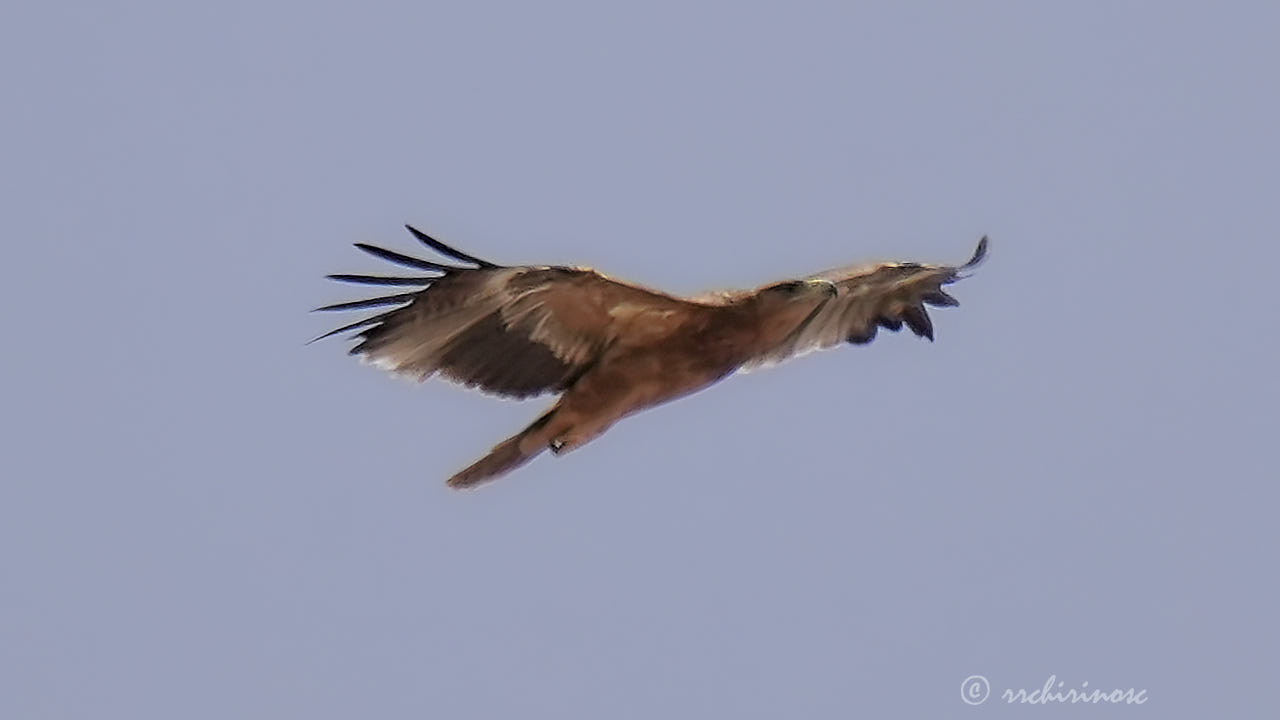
[3,1,1277,717]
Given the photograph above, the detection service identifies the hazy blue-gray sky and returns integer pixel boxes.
[3,1,1277,717]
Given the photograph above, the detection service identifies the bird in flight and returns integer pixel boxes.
[315,225,987,488]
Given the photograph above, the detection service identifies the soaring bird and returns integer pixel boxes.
[315,226,987,488]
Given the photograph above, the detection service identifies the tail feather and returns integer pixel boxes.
[446,409,556,489]
[447,437,542,488]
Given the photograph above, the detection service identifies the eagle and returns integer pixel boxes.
[315,225,987,488]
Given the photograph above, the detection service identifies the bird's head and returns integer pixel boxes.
[758,278,839,302]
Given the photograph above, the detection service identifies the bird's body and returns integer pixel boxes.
[315,226,987,487]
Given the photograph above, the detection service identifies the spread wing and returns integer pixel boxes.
[745,237,988,367]
[313,225,701,398]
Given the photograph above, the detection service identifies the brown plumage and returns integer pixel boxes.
[315,225,988,488]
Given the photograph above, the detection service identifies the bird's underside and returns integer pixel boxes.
[315,225,988,488]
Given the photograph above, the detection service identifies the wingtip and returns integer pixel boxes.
[962,236,989,269]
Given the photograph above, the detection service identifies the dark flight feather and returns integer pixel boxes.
[306,311,397,344]
[405,224,500,268]
[923,290,959,307]
[901,305,934,340]
[960,236,988,271]
[326,274,435,286]
[313,293,418,312]
[878,316,903,332]
[353,243,456,272]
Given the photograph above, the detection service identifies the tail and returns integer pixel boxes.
[446,409,556,489]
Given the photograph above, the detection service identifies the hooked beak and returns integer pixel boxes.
[809,279,839,298]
